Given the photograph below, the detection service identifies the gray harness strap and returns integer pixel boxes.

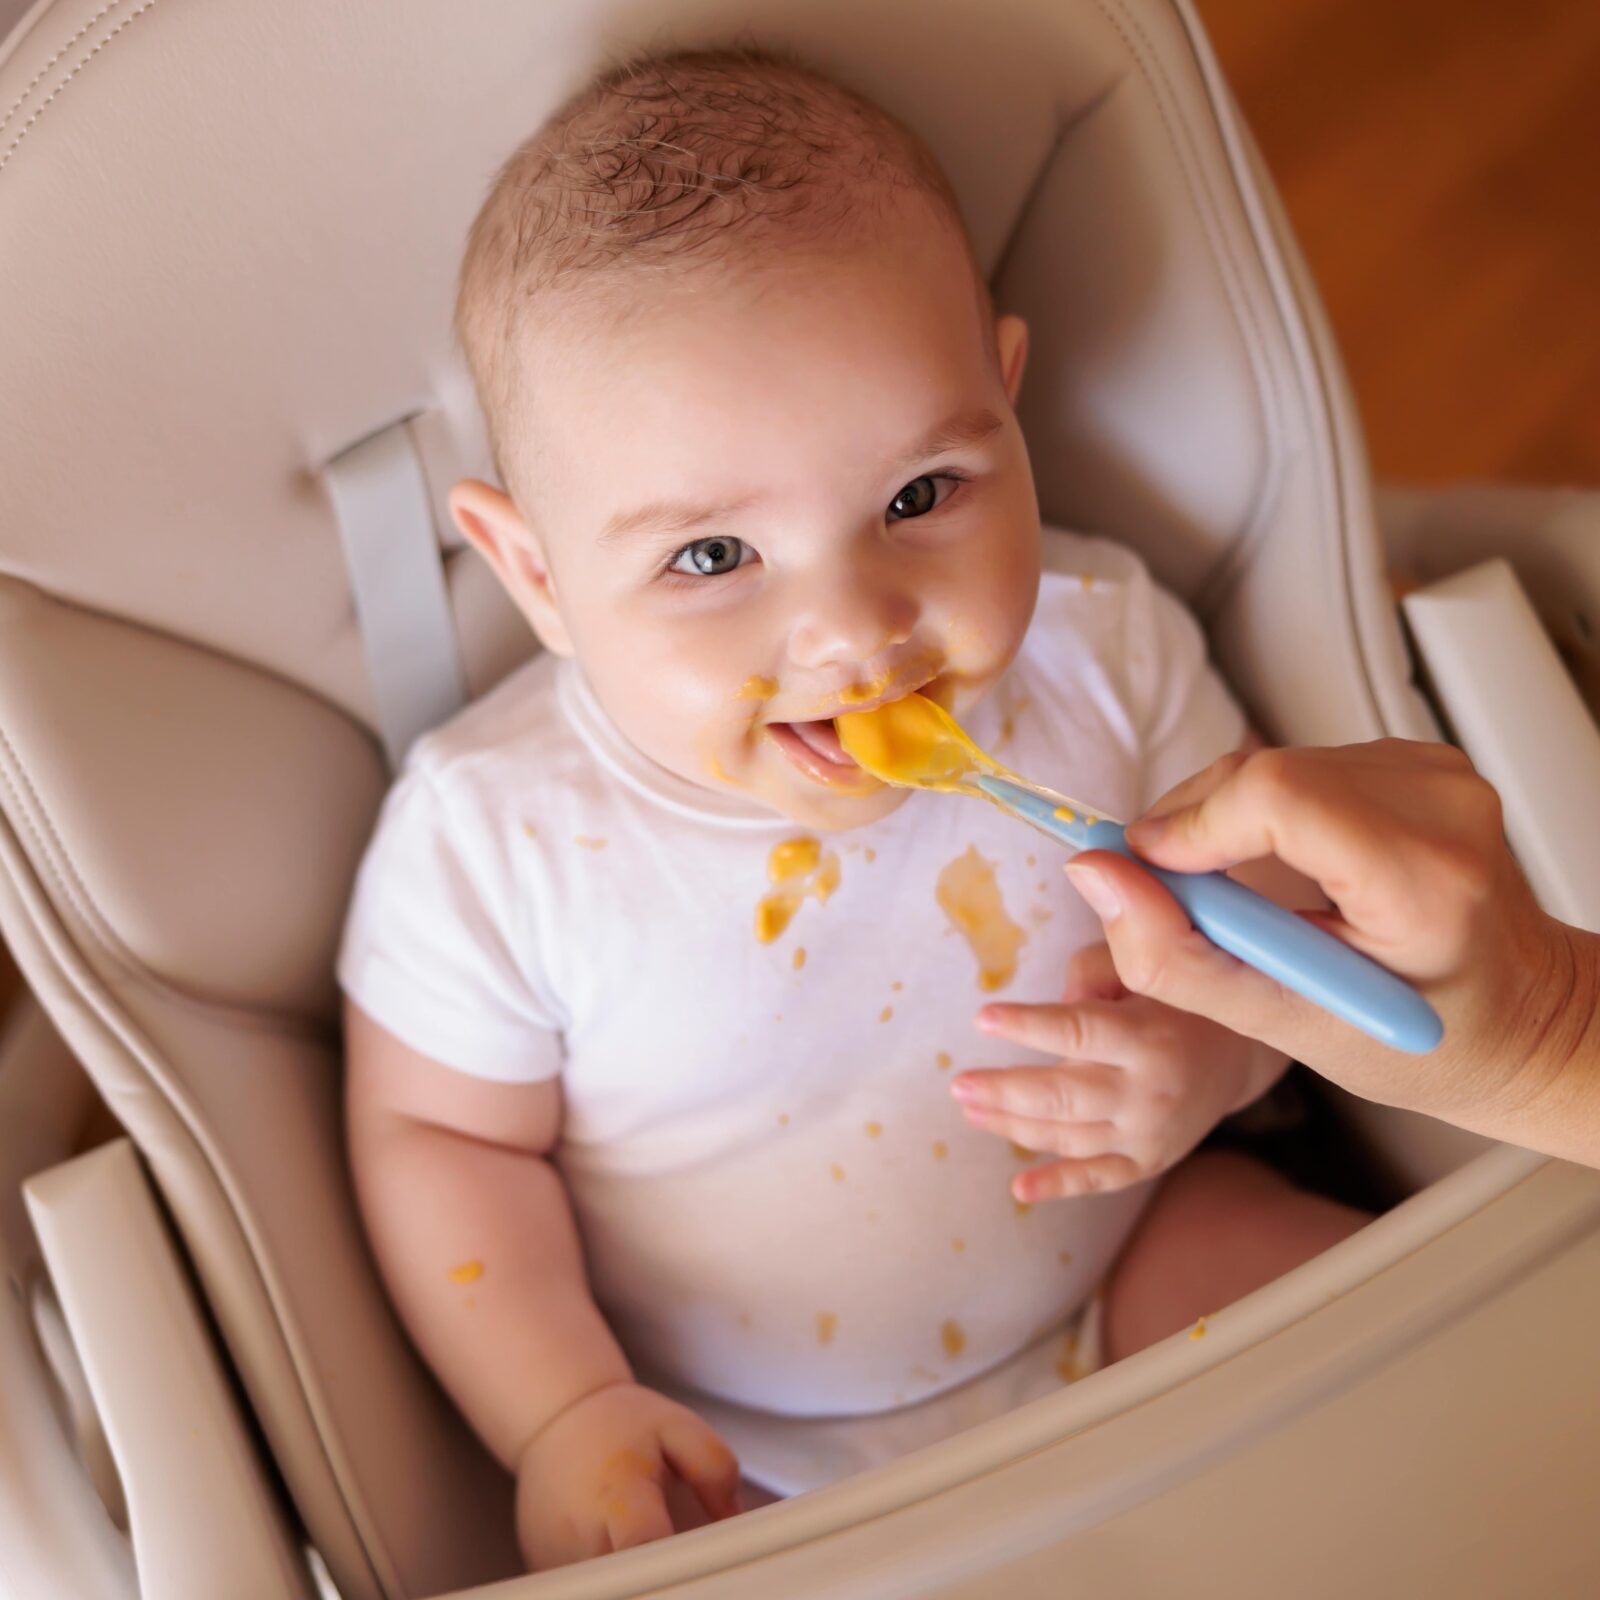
[324,419,468,768]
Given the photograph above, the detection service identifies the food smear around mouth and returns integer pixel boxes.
[936,846,1026,991]
[739,675,778,699]
[447,1259,484,1285]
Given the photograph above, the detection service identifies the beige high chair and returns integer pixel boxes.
[2,1,1599,1595]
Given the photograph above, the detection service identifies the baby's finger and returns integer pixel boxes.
[1014,1153,1146,1202]
[958,1103,1121,1159]
[659,1417,742,1521]
[601,1475,675,1553]
[1063,941,1125,1003]
[975,997,1147,1065]
[950,1061,1125,1123]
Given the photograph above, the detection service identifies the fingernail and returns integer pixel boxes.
[950,1076,979,1100]
[1065,863,1122,922]
[1123,816,1166,849]
[975,1006,1002,1033]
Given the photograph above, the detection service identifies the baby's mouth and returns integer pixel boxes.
[766,716,862,783]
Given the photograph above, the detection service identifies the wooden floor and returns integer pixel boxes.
[0,1,1595,1027]
[1197,0,1600,485]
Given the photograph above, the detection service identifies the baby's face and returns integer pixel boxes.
[456,216,1041,831]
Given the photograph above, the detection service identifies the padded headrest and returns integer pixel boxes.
[2,0,1288,740]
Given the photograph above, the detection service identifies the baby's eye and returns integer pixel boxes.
[888,474,960,521]
[668,536,753,577]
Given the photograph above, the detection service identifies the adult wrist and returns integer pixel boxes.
[1485,918,1600,1161]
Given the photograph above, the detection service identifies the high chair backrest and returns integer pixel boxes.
[0,1,1431,1594]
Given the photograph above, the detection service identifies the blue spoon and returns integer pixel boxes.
[974,773,1443,1054]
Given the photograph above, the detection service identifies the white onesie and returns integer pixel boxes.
[337,530,1246,1494]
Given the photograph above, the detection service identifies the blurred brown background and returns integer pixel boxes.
[1198,0,1599,484]
[0,0,1595,1027]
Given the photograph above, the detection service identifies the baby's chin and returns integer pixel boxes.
[752,774,912,834]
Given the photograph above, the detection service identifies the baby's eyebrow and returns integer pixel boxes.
[889,407,1005,471]
[595,407,1005,547]
[598,494,757,547]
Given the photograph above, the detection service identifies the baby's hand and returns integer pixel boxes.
[514,1381,741,1570]
[952,943,1283,1202]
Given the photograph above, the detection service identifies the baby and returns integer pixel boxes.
[338,46,1366,1571]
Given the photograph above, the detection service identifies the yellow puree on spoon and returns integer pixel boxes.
[835,692,1002,794]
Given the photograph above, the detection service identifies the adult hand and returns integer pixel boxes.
[1060,740,1600,1164]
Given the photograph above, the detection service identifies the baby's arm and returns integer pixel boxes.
[344,1000,740,1569]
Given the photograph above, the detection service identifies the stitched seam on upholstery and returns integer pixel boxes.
[1090,0,1281,566]
[0,0,156,176]
[0,722,329,1041]
[0,0,130,136]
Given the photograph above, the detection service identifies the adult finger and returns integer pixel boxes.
[1063,940,1125,1003]
[1064,850,1347,1061]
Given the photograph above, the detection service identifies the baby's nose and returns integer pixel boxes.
[785,564,918,671]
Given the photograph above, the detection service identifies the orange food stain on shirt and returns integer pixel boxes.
[1189,1315,1208,1341]
[738,1311,753,1329]
[879,1005,894,1023]
[777,1112,790,1126]
[891,979,904,992]
[816,1311,839,1346]
[1013,1198,1033,1216]
[447,1259,484,1285]
[793,946,807,970]
[756,895,800,943]
[768,837,821,882]
[522,823,537,840]
[936,1051,952,1071]
[757,837,826,943]
[810,852,841,903]
[1055,1331,1083,1384]
[830,1163,846,1183]
[936,846,1026,991]
[864,847,877,863]
[864,1121,883,1138]
[932,1140,948,1160]
[951,1236,966,1253]
[573,835,609,849]
[941,1319,967,1359]
[1058,1249,1074,1266]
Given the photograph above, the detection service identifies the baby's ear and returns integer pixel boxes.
[448,480,575,656]
[995,314,1029,407]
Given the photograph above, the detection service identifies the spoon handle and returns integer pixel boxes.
[975,776,1442,1054]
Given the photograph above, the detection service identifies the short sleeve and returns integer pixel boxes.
[1119,560,1248,811]
[337,768,565,1083]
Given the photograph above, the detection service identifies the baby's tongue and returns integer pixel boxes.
[791,718,853,766]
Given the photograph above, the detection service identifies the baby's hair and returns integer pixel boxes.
[455,42,991,493]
